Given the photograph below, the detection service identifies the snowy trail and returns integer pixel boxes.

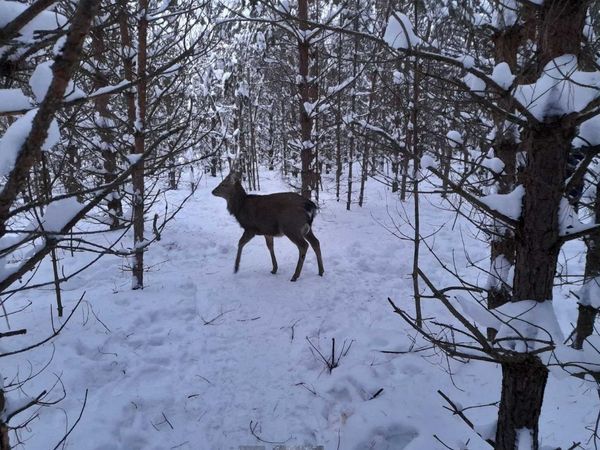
[6,172,599,450]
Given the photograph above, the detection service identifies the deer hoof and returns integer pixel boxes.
[271,269,277,274]
[290,276,298,282]
[319,271,324,277]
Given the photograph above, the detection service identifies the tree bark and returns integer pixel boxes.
[92,26,122,229]
[500,128,572,439]
[298,0,315,199]
[487,17,522,332]
[346,20,358,210]
[359,71,377,208]
[496,356,549,450]
[131,0,148,289]
[573,178,600,348]
[64,144,82,200]
[537,0,587,70]
[573,304,597,350]
[496,2,588,447]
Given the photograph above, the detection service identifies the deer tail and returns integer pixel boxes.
[304,200,318,226]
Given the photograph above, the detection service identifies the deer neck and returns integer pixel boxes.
[226,182,247,217]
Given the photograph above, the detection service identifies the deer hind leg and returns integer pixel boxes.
[305,229,324,276]
[265,235,278,274]
[285,232,309,282]
[235,230,255,273]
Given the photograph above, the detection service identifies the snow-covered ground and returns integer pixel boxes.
[4,171,599,449]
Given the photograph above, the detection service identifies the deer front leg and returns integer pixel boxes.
[265,236,278,274]
[235,230,255,273]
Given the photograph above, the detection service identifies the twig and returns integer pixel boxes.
[433,434,456,449]
[0,329,27,338]
[5,390,47,423]
[0,292,86,358]
[152,213,161,241]
[51,389,88,450]
[201,308,233,325]
[249,420,291,445]
[369,388,384,400]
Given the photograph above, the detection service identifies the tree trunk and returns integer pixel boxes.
[268,110,275,171]
[311,22,320,202]
[573,178,600,348]
[496,356,549,450]
[281,98,288,176]
[168,156,178,190]
[495,0,587,442]
[0,388,9,450]
[64,144,82,200]
[131,0,148,289]
[496,1,587,444]
[537,0,587,70]
[409,1,422,328]
[573,304,597,350]
[298,0,315,199]
[92,25,122,229]
[359,71,377,207]
[487,17,522,334]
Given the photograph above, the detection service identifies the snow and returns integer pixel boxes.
[456,295,502,330]
[487,254,513,291]
[90,80,130,97]
[0,88,32,113]
[514,55,600,120]
[491,62,515,90]
[554,334,600,374]
[474,420,496,443]
[43,117,60,151]
[29,61,53,102]
[393,70,404,85]
[472,13,490,28]
[303,101,317,117]
[495,301,563,353]
[446,130,463,147]
[279,0,291,13]
[458,54,475,69]
[463,73,486,96]
[383,12,421,50]
[39,197,83,233]
[482,154,505,175]
[326,77,354,96]
[126,154,143,164]
[492,0,518,29]
[3,173,599,449]
[155,0,169,14]
[0,394,36,422]
[0,0,66,43]
[420,154,437,170]
[516,428,533,450]
[0,109,59,177]
[558,197,597,237]
[480,185,524,220]
[578,276,600,308]
[574,114,600,148]
[29,61,85,103]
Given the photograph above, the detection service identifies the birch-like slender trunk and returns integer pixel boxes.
[131,0,148,289]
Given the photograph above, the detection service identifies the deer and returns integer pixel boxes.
[212,170,324,282]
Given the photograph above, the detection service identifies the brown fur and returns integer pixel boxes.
[212,172,324,281]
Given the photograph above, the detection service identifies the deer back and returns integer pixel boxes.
[238,193,315,236]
